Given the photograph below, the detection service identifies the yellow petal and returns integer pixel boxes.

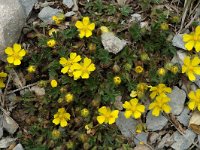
[195,41,200,52]
[0,81,5,88]
[162,104,171,113]
[149,102,156,109]
[188,101,196,110]
[59,57,68,65]
[130,90,137,98]
[97,116,105,124]
[64,113,71,120]
[195,26,200,35]
[124,111,132,118]
[88,23,95,30]
[183,56,190,65]
[152,107,160,117]
[83,58,92,67]
[5,47,13,55]
[13,59,21,65]
[187,71,196,81]
[7,57,14,63]
[85,30,92,37]
[198,105,200,111]
[182,65,187,73]
[13,43,21,52]
[73,70,82,80]
[58,108,65,113]
[81,73,89,79]
[150,92,157,99]
[137,105,145,113]
[192,56,200,66]
[60,119,68,127]
[51,80,58,88]
[188,91,195,100]
[75,21,83,29]
[133,111,141,119]
[98,106,108,115]
[19,49,26,57]
[82,17,90,25]
[111,110,119,118]
[61,66,69,74]
[79,30,85,38]
[0,72,7,78]
[123,101,131,109]
[108,117,116,124]
[130,98,138,106]
[87,64,96,71]
[70,53,77,59]
[193,67,200,75]
[53,118,60,125]
[183,34,193,42]
[185,41,194,50]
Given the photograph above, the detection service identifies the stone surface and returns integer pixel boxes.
[171,129,196,150]
[63,0,74,8]
[13,143,24,150]
[172,34,186,50]
[177,107,191,126]
[133,132,148,145]
[3,114,19,134]
[101,32,127,54]
[130,13,142,22]
[146,111,168,131]
[38,6,62,24]
[116,112,137,138]
[19,0,38,16]
[0,137,16,148]
[168,86,186,115]
[157,133,174,149]
[0,0,25,60]
[171,50,186,65]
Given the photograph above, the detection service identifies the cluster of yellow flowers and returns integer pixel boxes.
[182,26,200,81]
[52,13,65,25]
[149,84,172,116]
[130,82,148,99]
[60,52,96,80]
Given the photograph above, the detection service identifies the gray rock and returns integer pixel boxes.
[168,86,186,115]
[0,137,16,148]
[133,132,148,145]
[19,0,38,17]
[171,50,186,66]
[63,0,74,8]
[177,107,191,126]
[133,144,151,150]
[146,111,168,131]
[131,14,142,22]
[65,11,76,17]
[149,132,160,144]
[172,34,186,50]
[116,112,137,138]
[171,129,196,150]
[3,114,19,134]
[38,6,62,24]
[13,143,24,150]
[157,133,174,149]
[0,0,25,60]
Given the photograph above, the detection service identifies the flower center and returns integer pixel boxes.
[193,35,199,41]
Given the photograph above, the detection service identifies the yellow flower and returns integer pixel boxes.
[123,98,145,119]
[182,56,200,81]
[100,26,109,33]
[0,72,7,88]
[170,65,179,74]
[51,80,58,88]
[137,83,148,92]
[60,53,81,74]
[160,22,169,30]
[81,108,89,117]
[5,43,26,65]
[49,28,58,36]
[135,66,144,74]
[51,129,61,139]
[149,94,171,116]
[157,68,166,76]
[183,26,200,52]
[113,76,121,85]
[75,17,95,38]
[188,89,200,111]
[47,39,56,47]
[52,13,65,25]
[72,57,96,80]
[97,106,119,124]
[52,108,70,127]
[150,84,172,99]
[27,65,36,73]
[65,93,74,103]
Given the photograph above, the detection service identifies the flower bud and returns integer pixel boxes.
[112,64,120,73]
